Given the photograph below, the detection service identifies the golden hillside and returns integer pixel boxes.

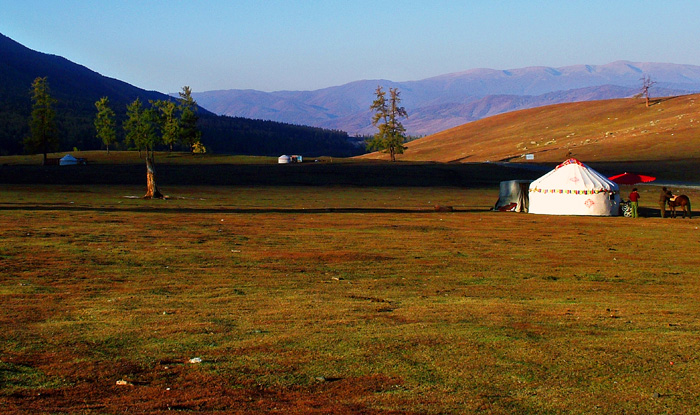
[360,94,700,163]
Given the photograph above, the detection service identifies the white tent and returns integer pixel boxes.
[59,154,79,166]
[278,155,290,164]
[528,158,621,216]
[493,180,531,212]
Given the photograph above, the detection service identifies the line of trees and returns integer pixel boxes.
[96,86,203,158]
[24,76,202,198]
[110,86,203,198]
[24,77,203,163]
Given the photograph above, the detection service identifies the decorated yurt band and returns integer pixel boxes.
[529,188,614,195]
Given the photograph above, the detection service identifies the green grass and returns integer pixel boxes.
[1,184,699,413]
[0,361,70,392]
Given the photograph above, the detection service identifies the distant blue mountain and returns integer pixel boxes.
[193,61,700,136]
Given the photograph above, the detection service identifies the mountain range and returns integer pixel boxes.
[0,33,360,157]
[5,29,700,159]
[193,62,700,136]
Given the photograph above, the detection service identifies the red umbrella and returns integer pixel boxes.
[608,172,656,185]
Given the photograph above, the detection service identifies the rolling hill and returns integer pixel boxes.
[193,62,700,136]
[0,33,361,157]
[359,94,700,164]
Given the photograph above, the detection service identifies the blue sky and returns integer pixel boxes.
[2,1,699,93]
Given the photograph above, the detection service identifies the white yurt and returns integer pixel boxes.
[528,158,621,216]
[493,180,531,212]
[59,154,79,166]
[278,155,291,164]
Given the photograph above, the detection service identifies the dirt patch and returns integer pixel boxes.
[3,367,408,414]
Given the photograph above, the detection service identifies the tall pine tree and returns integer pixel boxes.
[94,96,117,153]
[25,77,58,164]
[367,86,408,162]
[178,86,202,153]
[151,100,179,152]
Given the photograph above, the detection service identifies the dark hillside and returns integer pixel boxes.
[0,33,361,157]
[0,33,167,154]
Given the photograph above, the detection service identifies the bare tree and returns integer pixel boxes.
[640,75,656,107]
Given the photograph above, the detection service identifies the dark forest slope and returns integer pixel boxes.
[0,33,361,157]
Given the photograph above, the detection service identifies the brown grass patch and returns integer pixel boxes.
[2,184,700,413]
[362,93,700,167]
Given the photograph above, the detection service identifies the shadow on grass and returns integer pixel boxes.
[0,205,489,214]
[637,207,693,218]
[0,162,546,187]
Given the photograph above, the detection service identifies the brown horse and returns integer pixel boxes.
[668,195,692,218]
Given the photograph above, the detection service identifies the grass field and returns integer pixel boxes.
[1,177,699,414]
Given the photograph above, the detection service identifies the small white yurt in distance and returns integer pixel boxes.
[493,180,531,212]
[278,155,290,164]
[59,154,78,166]
[528,158,620,216]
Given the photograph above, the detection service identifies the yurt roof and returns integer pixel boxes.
[530,158,618,192]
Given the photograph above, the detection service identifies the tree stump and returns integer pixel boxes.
[144,157,164,199]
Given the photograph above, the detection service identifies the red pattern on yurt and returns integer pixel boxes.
[529,188,611,195]
[556,158,584,169]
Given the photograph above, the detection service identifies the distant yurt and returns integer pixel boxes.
[528,158,621,216]
[278,155,291,164]
[59,154,79,166]
[493,180,531,212]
